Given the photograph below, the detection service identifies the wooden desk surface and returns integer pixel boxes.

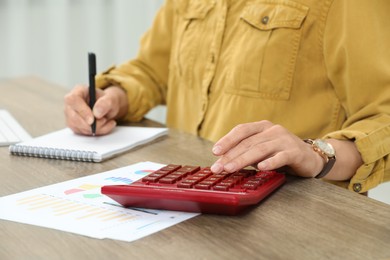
[1,77,390,260]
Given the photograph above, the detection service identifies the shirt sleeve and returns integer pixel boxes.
[323,0,390,193]
[95,0,174,122]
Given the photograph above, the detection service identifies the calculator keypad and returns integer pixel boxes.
[141,164,278,193]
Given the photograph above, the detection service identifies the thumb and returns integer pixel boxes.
[92,98,109,119]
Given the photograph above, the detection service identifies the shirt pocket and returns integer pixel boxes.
[172,0,215,85]
[225,0,309,100]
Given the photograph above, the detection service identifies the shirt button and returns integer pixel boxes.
[353,183,362,193]
[261,16,269,25]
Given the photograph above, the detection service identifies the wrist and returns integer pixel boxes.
[304,141,326,177]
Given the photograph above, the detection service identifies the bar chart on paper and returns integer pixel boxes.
[0,162,198,242]
[16,193,136,222]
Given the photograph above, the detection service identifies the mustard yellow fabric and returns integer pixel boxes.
[96,0,390,193]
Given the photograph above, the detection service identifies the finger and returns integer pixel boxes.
[95,119,117,136]
[217,132,268,164]
[64,85,94,125]
[257,151,290,171]
[211,137,272,173]
[222,139,277,173]
[212,120,274,156]
[69,117,112,136]
[64,104,93,135]
[211,135,261,173]
[92,89,120,120]
[257,151,307,176]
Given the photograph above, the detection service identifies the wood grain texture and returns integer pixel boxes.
[1,77,390,260]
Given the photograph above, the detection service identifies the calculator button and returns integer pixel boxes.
[160,164,181,172]
[205,176,221,182]
[194,183,211,190]
[222,178,239,186]
[142,174,162,183]
[213,185,230,191]
[171,171,188,177]
[242,183,259,190]
[159,177,177,184]
[167,173,184,180]
[199,180,218,186]
[219,179,235,187]
[154,170,171,175]
[176,166,201,173]
[177,181,194,188]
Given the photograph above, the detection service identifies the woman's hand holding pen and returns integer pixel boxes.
[64,85,128,136]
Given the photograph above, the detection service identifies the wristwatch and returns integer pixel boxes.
[304,139,336,179]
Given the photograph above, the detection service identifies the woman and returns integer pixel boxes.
[64,0,390,193]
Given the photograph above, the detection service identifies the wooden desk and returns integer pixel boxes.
[1,77,390,259]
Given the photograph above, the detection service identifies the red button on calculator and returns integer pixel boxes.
[101,164,285,215]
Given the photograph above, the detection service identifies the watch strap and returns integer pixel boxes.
[314,156,336,178]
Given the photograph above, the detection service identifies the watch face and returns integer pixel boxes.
[314,139,335,157]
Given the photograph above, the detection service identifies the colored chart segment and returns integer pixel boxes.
[135,170,154,175]
[83,194,102,199]
[64,184,101,195]
[105,176,133,184]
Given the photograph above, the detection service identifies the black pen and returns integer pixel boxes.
[88,52,97,136]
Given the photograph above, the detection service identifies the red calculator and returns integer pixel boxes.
[101,164,285,215]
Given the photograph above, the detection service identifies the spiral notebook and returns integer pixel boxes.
[9,126,167,162]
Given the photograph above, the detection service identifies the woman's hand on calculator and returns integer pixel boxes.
[210,120,324,178]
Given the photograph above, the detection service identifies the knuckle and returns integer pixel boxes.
[64,93,73,104]
[232,123,252,134]
[253,144,266,155]
[100,96,112,109]
[258,120,273,127]
[233,123,245,132]
[280,151,291,162]
[270,124,285,133]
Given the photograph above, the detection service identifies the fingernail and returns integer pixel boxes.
[257,161,267,170]
[94,107,103,118]
[211,163,222,173]
[87,116,94,125]
[212,145,222,155]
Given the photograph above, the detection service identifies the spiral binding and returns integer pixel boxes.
[9,145,98,162]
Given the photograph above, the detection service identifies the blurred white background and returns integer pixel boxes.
[0,0,388,204]
[0,0,166,123]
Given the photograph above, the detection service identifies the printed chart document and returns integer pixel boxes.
[0,162,199,242]
[9,126,167,162]
[0,109,31,146]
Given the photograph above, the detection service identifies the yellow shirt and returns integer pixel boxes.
[96,0,390,193]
